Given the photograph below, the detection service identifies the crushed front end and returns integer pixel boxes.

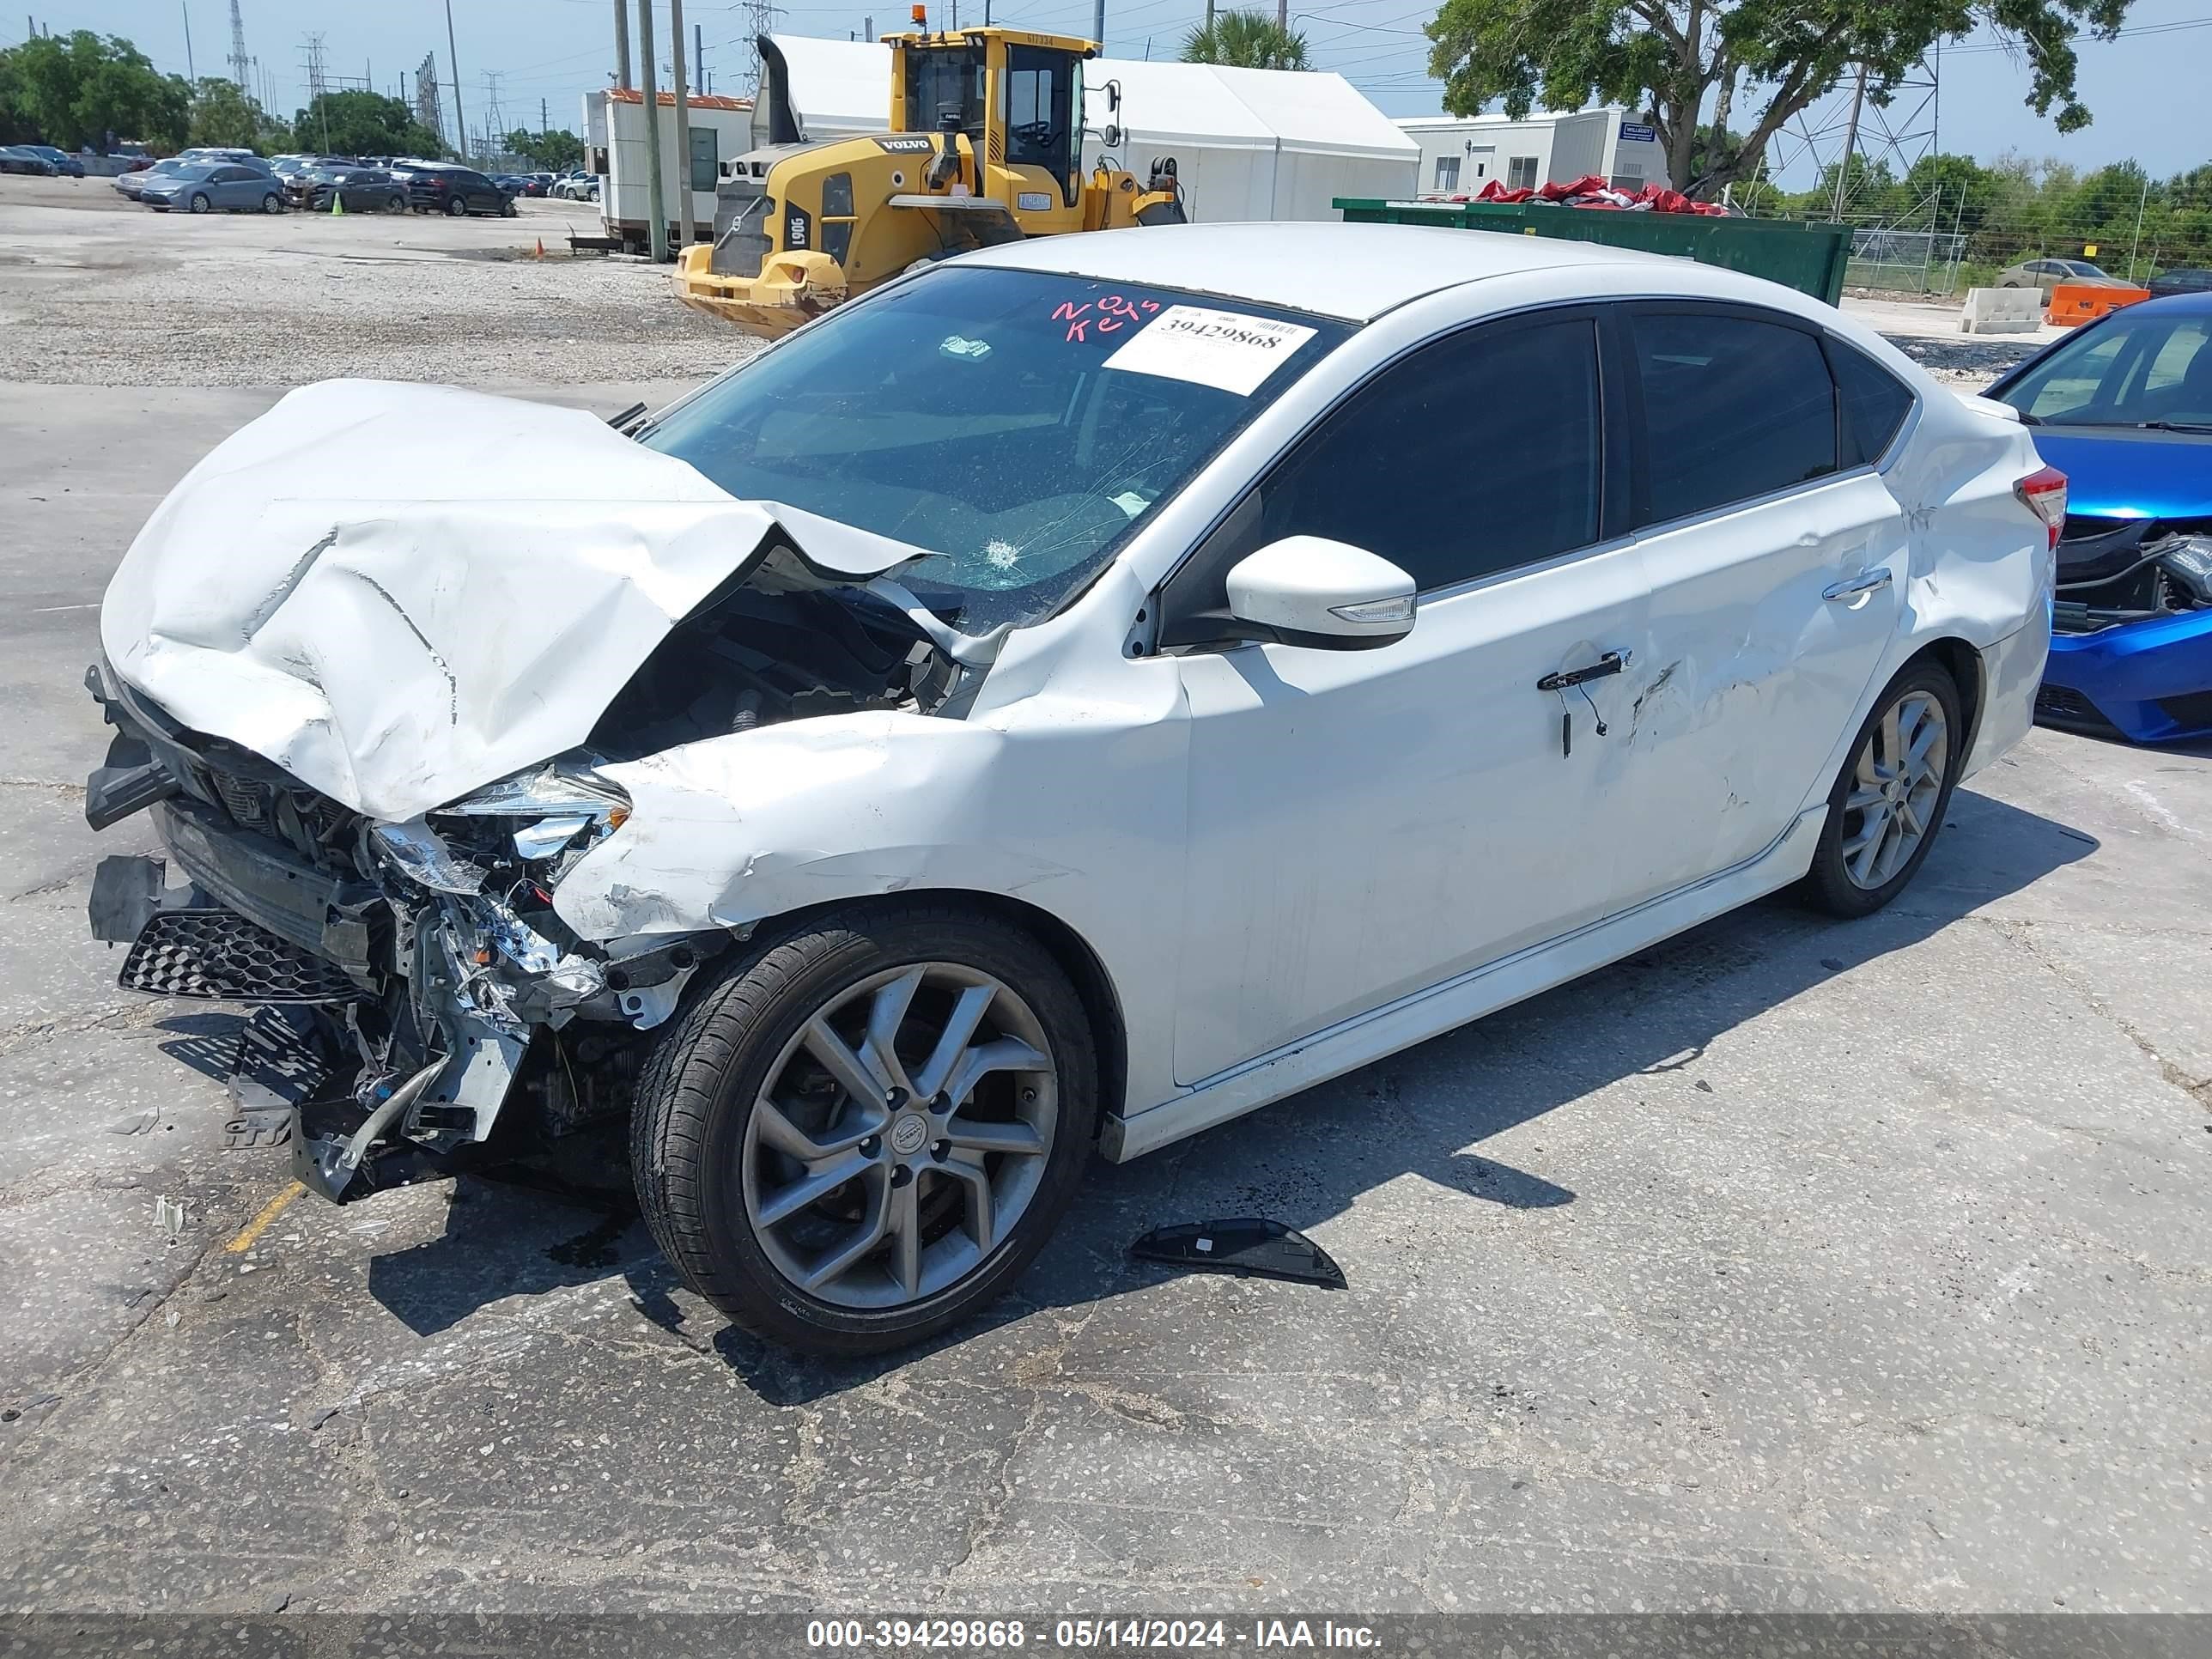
[2037,520,2212,741]
[83,661,722,1204]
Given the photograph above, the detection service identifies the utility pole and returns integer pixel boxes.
[671,0,693,245]
[612,0,632,90]
[695,21,704,95]
[638,0,668,261]
[444,0,468,161]
[1093,0,1104,50]
[540,96,548,136]
[2127,173,2150,282]
[180,2,195,82]
[1831,61,1866,222]
[865,17,873,41]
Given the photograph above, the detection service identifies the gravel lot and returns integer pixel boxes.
[0,175,754,386]
[3,176,2209,1622]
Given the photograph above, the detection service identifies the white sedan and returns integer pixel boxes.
[88,223,2057,1353]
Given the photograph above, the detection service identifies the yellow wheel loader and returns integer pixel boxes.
[673,14,1186,339]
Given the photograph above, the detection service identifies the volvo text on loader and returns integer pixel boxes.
[673,14,1186,339]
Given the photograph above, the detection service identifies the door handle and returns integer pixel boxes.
[1535,651,1630,693]
[1823,568,1893,601]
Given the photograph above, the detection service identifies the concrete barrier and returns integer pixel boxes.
[1959,287,2044,334]
[2046,282,2151,327]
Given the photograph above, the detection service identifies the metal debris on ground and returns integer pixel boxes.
[1129,1218,1348,1289]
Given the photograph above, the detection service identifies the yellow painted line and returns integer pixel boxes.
[225,1181,306,1254]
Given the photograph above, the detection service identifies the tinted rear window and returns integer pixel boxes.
[1828,339,1916,465]
[1631,311,1838,525]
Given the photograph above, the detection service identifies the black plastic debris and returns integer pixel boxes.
[1129,1218,1346,1290]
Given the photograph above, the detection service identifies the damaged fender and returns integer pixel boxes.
[550,712,1080,942]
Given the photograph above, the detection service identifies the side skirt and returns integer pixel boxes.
[1099,805,1828,1162]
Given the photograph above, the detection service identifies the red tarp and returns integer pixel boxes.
[1422,175,1729,216]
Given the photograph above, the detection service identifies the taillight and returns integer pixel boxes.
[2014,465,2067,552]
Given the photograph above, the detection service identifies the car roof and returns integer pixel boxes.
[962,221,1778,323]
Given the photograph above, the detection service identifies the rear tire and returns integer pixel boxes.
[1799,659,1964,919]
[445,196,466,216]
[383,192,405,213]
[631,901,1097,1356]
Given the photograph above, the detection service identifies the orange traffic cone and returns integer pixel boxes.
[534,236,544,258]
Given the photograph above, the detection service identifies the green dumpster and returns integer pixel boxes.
[1333,198,1854,307]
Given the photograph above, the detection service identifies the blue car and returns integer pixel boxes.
[1985,293,2212,742]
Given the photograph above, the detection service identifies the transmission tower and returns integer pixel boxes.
[1759,47,1942,222]
[227,0,250,94]
[414,52,444,144]
[299,33,331,152]
[480,70,508,158]
[742,0,783,94]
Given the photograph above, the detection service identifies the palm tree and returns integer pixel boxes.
[1181,10,1310,70]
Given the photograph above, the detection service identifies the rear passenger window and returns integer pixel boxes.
[1256,317,1603,591]
[1827,339,1916,465]
[1630,312,1837,525]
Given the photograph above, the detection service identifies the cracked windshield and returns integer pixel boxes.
[641,264,1348,627]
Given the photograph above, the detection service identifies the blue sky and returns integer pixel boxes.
[25,0,2212,185]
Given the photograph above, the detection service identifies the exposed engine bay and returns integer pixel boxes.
[2053,520,2212,634]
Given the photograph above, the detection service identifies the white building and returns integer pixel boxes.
[586,87,757,249]
[1395,108,1669,198]
[751,35,1418,222]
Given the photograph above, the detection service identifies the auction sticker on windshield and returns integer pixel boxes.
[1102,304,1319,396]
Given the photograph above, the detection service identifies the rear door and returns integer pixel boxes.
[1607,303,1906,902]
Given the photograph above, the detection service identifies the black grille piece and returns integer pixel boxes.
[120,908,362,1004]
[2033,684,2120,736]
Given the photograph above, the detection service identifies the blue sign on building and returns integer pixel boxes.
[1620,123,1656,143]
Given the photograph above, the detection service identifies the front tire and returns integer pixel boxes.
[187,192,210,214]
[631,902,1098,1356]
[261,191,283,214]
[1799,659,1963,918]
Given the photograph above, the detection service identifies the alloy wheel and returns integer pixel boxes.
[1840,689,1948,889]
[739,962,1058,1310]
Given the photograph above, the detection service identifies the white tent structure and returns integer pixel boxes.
[1085,60,1417,222]
[757,35,1417,222]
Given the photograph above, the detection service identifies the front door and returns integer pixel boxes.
[1164,311,1654,1086]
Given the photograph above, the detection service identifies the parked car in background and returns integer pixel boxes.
[139,162,285,215]
[1996,258,2136,303]
[551,170,598,200]
[2147,268,2212,300]
[301,166,410,214]
[526,171,556,196]
[19,145,85,177]
[115,157,186,198]
[0,146,59,176]
[396,162,515,216]
[83,225,2056,1353]
[1987,292,2212,742]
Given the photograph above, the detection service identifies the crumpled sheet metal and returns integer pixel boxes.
[98,380,908,823]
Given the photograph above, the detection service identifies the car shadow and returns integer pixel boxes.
[362,785,2093,1388]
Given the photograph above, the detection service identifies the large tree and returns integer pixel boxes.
[1,31,188,151]
[1425,0,2134,200]
[292,89,446,159]
[504,126,584,171]
[188,77,284,152]
[1182,11,1310,70]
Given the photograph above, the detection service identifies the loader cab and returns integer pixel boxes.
[886,22,1090,223]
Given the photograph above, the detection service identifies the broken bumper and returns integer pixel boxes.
[2039,605,2212,742]
[83,665,726,1204]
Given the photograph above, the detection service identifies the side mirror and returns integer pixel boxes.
[1101,123,1123,150]
[1223,536,1416,650]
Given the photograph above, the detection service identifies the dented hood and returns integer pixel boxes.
[100,380,920,822]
